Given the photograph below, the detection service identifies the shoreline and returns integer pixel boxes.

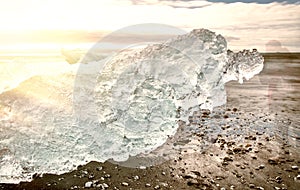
[1,106,299,190]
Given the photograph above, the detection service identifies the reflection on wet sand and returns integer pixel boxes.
[226,53,300,146]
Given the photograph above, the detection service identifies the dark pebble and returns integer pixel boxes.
[187,179,199,186]
[268,158,278,165]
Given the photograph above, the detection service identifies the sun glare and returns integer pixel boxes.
[0,0,299,52]
[0,0,129,31]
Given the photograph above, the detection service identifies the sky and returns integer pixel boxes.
[0,0,299,52]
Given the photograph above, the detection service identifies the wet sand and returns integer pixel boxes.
[1,53,300,190]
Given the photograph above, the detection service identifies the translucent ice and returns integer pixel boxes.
[0,28,264,183]
[73,28,264,167]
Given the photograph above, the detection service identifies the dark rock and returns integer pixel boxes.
[233,147,243,154]
[245,144,252,147]
[285,168,292,172]
[187,179,199,186]
[268,158,279,165]
[32,173,39,179]
[291,165,298,170]
[183,173,197,179]
[227,149,234,155]
[275,176,282,183]
[224,157,233,162]
[222,161,229,166]
[248,136,256,141]
[259,164,265,169]
[191,171,201,176]
[249,184,255,188]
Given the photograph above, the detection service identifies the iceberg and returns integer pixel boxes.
[0,28,264,183]
[74,29,264,161]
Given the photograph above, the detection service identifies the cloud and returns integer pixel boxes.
[130,0,213,9]
[206,0,299,4]
[169,4,211,9]
[130,0,300,7]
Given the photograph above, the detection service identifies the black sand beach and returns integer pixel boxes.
[1,53,300,190]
